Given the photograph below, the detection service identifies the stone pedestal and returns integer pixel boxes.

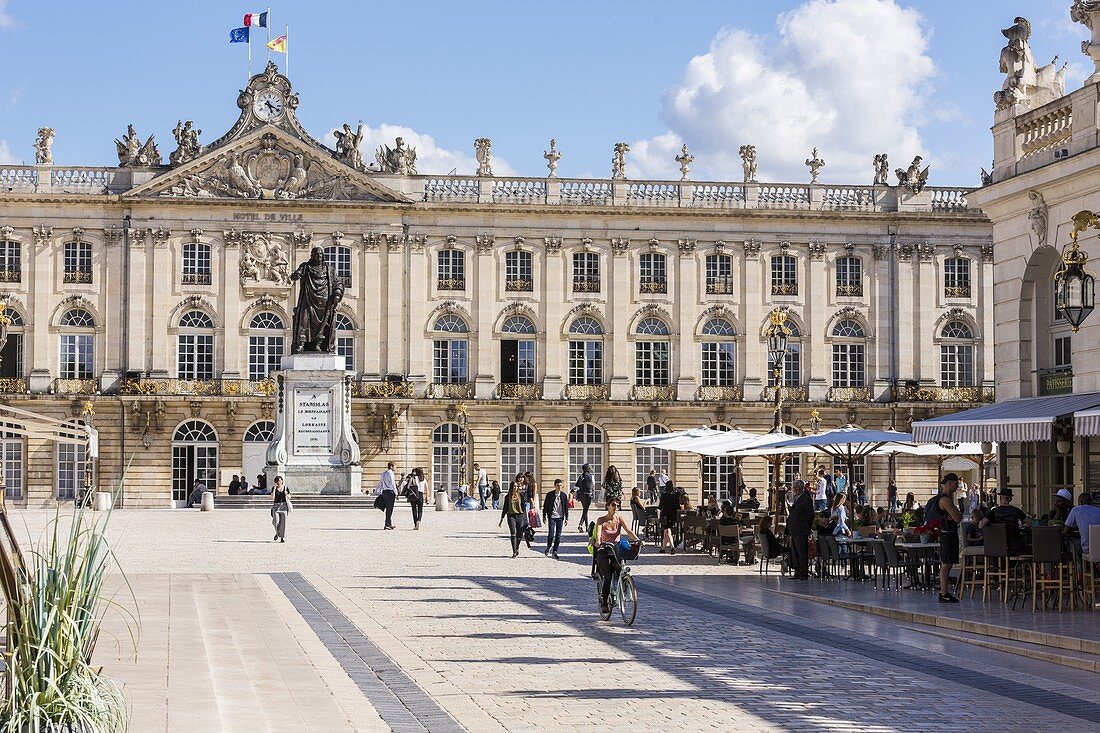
[265,353,362,494]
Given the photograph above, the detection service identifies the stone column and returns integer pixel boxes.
[915,246,938,384]
[474,237,495,400]
[895,245,917,382]
[125,227,151,375]
[147,230,171,376]
[675,242,697,401]
[542,241,564,399]
[807,244,828,401]
[609,243,631,400]
[981,246,995,388]
[220,232,243,378]
[741,242,764,397]
[28,227,52,393]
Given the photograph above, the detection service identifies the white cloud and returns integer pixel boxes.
[634,0,936,183]
[628,132,684,180]
[0,1,14,28]
[331,123,514,177]
[0,140,14,164]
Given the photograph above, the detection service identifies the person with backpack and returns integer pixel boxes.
[575,464,595,532]
[498,481,529,558]
[928,472,963,603]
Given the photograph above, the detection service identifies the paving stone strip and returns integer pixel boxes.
[271,572,466,733]
[643,579,1100,725]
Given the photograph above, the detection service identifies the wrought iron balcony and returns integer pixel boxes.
[892,385,995,403]
[639,278,667,294]
[62,270,92,284]
[705,277,733,295]
[826,386,873,402]
[0,269,21,283]
[0,378,27,394]
[53,378,98,395]
[630,384,677,401]
[563,384,609,400]
[695,385,743,401]
[944,285,971,298]
[427,382,474,399]
[572,276,601,293]
[835,283,863,297]
[437,277,466,291]
[1038,367,1073,396]
[182,272,212,285]
[505,278,533,292]
[496,383,542,400]
[771,282,798,296]
[352,380,414,399]
[762,385,808,402]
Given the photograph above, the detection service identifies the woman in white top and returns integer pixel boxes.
[830,492,851,537]
[814,469,828,511]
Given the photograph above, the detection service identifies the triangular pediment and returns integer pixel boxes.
[126,126,410,203]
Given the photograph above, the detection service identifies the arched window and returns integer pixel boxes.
[701,318,737,387]
[172,420,218,503]
[634,424,669,495]
[771,254,797,295]
[505,250,533,292]
[59,308,95,380]
[500,316,536,385]
[437,249,465,291]
[334,313,354,372]
[501,423,537,482]
[0,308,25,378]
[0,423,24,500]
[945,257,971,298]
[831,320,866,387]
[57,420,88,501]
[324,245,352,287]
[248,312,285,381]
[432,423,464,496]
[568,317,604,386]
[635,318,670,386]
[836,256,862,297]
[242,420,275,487]
[705,253,733,295]
[182,242,212,285]
[572,251,600,292]
[432,314,469,384]
[940,320,975,387]
[768,321,802,388]
[177,310,215,380]
[702,424,736,502]
[568,424,605,499]
[639,252,667,293]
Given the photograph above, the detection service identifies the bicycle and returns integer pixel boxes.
[594,541,641,625]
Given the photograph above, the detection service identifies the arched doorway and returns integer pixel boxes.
[172,420,218,503]
[242,421,275,488]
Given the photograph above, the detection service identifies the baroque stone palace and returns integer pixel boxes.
[0,63,992,507]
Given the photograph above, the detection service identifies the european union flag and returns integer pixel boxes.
[229,27,249,43]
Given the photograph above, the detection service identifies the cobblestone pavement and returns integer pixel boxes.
[12,507,1100,732]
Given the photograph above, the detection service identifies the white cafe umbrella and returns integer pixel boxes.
[612,426,720,445]
[867,441,993,457]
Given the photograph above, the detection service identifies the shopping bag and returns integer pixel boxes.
[527,508,541,529]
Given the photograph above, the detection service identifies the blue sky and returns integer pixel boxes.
[0,0,1090,185]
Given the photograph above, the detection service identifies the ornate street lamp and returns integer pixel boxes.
[1055,210,1099,332]
[766,308,790,432]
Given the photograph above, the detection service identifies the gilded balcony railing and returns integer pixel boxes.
[505,278,533,292]
[892,385,995,403]
[771,282,798,296]
[116,377,277,397]
[0,378,28,394]
[62,270,93,284]
[639,279,667,294]
[427,382,474,399]
[53,378,98,395]
[0,269,21,283]
[944,285,972,298]
[705,278,733,295]
[762,386,808,402]
[497,383,542,400]
[836,283,863,297]
[353,380,414,399]
[563,384,609,400]
[827,386,873,402]
[695,385,743,401]
[437,277,466,291]
[630,384,676,401]
[572,277,601,293]
[182,273,212,285]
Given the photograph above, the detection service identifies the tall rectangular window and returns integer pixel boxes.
[568,341,602,385]
[572,252,600,292]
[59,335,94,379]
[1054,336,1072,370]
[63,241,92,284]
[639,252,667,293]
[836,256,862,296]
[248,336,284,381]
[701,342,737,386]
[505,250,533,291]
[635,342,670,386]
[945,257,971,298]
[182,243,212,285]
[705,254,732,294]
[771,254,797,295]
[178,334,215,380]
[433,340,468,383]
[767,344,801,387]
[324,245,352,288]
[437,249,465,290]
[940,344,975,387]
[831,344,866,387]
[57,443,86,501]
[0,240,21,282]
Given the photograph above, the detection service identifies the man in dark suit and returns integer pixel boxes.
[786,479,815,579]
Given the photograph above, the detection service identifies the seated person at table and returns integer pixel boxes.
[717,502,751,564]
[980,488,1028,555]
[737,488,761,512]
[812,510,831,536]
[704,495,720,518]
[964,508,985,547]
[855,507,878,537]
[1045,489,1073,523]
[630,487,646,514]
[758,516,789,561]
[875,507,887,528]
[1065,492,1100,556]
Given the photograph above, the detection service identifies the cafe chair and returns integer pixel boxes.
[758,531,787,575]
[715,523,740,565]
[982,523,1028,604]
[1084,525,1100,610]
[877,536,919,592]
[959,530,985,599]
[1029,525,1074,612]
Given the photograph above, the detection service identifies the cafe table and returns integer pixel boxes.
[896,541,939,590]
[839,537,882,580]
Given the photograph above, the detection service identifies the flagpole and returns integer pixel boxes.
[266,8,271,63]
[285,25,290,77]
[247,29,252,80]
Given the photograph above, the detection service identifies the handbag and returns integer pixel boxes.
[373,494,386,510]
[285,499,293,513]
[527,508,541,529]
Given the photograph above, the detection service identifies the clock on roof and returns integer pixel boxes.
[253,90,285,122]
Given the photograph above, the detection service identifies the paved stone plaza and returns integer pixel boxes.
[9,507,1100,733]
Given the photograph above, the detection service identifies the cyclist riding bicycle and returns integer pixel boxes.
[593,498,640,615]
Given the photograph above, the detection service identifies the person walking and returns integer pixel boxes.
[498,481,528,558]
[475,463,489,510]
[404,467,427,530]
[887,479,899,513]
[271,475,291,543]
[830,492,851,537]
[787,479,814,579]
[813,468,828,511]
[646,469,658,504]
[543,479,569,559]
[524,471,540,514]
[575,464,595,532]
[658,479,679,554]
[603,466,624,508]
[379,461,398,530]
[490,479,502,510]
[932,473,963,603]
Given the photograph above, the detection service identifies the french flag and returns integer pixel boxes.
[243,12,268,28]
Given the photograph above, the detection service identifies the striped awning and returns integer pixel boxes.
[1076,406,1100,437]
[912,392,1100,444]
